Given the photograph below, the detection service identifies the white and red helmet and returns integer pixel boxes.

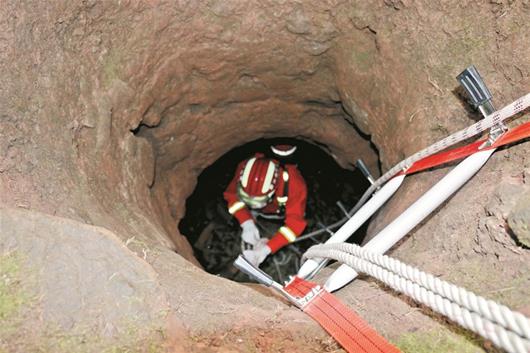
[270,144,297,157]
[237,156,279,209]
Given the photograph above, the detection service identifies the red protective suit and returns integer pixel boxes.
[224,156,307,253]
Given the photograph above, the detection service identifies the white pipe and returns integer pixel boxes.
[324,149,496,292]
[297,174,405,278]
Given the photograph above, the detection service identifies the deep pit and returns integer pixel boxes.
[178,138,373,282]
[1,1,529,352]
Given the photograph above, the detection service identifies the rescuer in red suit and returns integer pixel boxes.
[223,145,307,267]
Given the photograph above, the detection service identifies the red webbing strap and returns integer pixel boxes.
[278,123,530,353]
[285,277,401,353]
[284,275,314,296]
[402,139,485,175]
[399,120,530,176]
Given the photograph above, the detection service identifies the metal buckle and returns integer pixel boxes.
[234,256,304,308]
[297,286,323,308]
[234,256,324,309]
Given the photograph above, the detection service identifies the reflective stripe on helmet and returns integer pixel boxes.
[261,161,277,194]
[279,226,296,242]
[271,145,297,157]
[240,157,256,188]
[228,201,246,214]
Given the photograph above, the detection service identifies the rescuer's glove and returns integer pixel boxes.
[243,239,271,267]
[240,220,260,246]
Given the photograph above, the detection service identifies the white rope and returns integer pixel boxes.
[297,93,530,351]
[304,243,530,353]
[349,93,530,216]
[295,93,530,242]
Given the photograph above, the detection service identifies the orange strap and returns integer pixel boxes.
[285,277,401,353]
[400,120,530,176]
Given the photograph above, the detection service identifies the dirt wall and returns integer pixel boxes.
[1,1,529,352]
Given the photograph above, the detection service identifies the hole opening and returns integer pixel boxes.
[178,137,374,282]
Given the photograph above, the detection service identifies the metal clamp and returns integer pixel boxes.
[234,255,304,308]
[457,65,507,145]
[356,159,376,185]
[457,65,493,109]
[297,286,323,308]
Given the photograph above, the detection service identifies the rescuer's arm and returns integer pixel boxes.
[267,166,308,253]
[224,162,261,245]
[223,162,253,224]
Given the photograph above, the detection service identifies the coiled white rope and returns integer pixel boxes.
[304,243,530,353]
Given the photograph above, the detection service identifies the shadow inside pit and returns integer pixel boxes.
[178,138,371,283]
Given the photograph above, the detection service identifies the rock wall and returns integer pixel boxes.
[1,0,529,352]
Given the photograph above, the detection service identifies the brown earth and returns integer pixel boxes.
[0,1,529,352]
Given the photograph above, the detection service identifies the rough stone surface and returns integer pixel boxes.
[508,189,530,247]
[0,0,529,351]
[0,207,170,351]
[0,208,325,352]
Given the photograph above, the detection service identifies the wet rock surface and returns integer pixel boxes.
[0,0,529,352]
